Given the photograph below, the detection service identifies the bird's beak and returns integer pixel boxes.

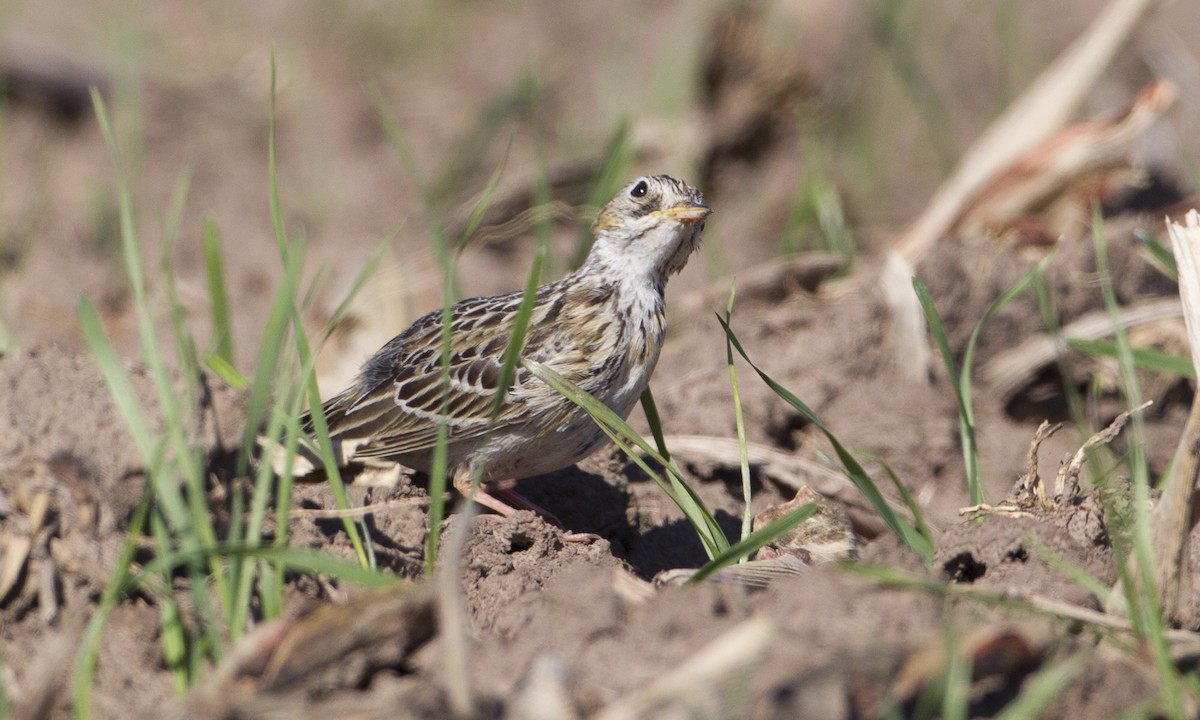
[660,201,712,225]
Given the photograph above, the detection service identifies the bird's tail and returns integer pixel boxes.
[261,387,403,487]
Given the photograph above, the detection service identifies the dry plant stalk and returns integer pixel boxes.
[892,0,1167,265]
[1153,210,1200,620]
[1055,401,1153,500]
[881,0,1167,379]
[954,79,1177,244]
[659,433,891,538]
[437,504,479,719]
[983,297,1183,403]
[594,616,773,720]
[1018,420,1063,509]
[287,494,437,520]
[963,407,1146,519]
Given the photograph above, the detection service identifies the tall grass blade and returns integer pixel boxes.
[570,120,633,268]
[423,262,456,576]
[912,279,979,505]
[312,238,389,350]
[492,247,545,416]
[0,316,15,354]
[531,150,555,277]
[77,297,157,465]
[422,169,510,575]
[940,625,971,720]
[1067,338,1194,379]
[724,285,754,544]
[91,87,233,681]
[431,70,537,205]
[286,249,370,569]
[527,360,729,557]
[203,352,248,388]
[132,544,403,588]
[372,89,457,296]
[870,0,954,171]
[457,161,507,254]
[267,52,287,258]
[1025,538,1112,602]
[73,484,154,720]
[856,450,933,549]
[202,218,235,365]
[994,655,1086,720]
[690,503,816,582]
[638,389,673,465]
[716,315,934,563]
[1093,211,1183,715]
[237,246,298,472]
[914,254,1051,505]
[1134,229,1178,280]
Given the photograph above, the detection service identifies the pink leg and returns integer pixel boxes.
[452,474,599,543]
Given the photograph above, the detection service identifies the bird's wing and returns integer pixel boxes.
[312,285,572,462]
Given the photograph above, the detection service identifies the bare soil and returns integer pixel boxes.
[3,2,1200,718]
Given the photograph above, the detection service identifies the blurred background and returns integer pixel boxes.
[0,0,1197,386]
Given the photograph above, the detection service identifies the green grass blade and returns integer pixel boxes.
[427,238,546,574]
[492,247,545,417]
[1067,338,1194,379]
[422,168,511,574]
[638,388,673,465]
[1031,269,1099,458]
[456,161,506,253]
[270,238,388,578]
[1025,538,1112,602]
[289,290,370,569]
[531,151,555,277]
[527,360,728,557]
[691,503,816,582]
[856,450,933,549]
[203,352,248,388]
[870,0,954,171]
[724,284,754,544]
[912,278,980,504]
[958,253,1057,504]
[267,52,287,259]
[424,262,457,576]
[1133,229,1178,280]
[0,315,15,354]
[312,238,389,351]
[372,90,458,298]
[940,625,971,720]
[570,120,633,268]
[148,511,193,688]
[132,543,402,589]
[73,482,154,720]
[716,315,934,563]
[76,296,157,465]
[1092,211,1183,715]
[430,70,538,206]
[994,655,1086,720]
[202,218,235,365]
[914,253,1050,508]
[238,239,301,473]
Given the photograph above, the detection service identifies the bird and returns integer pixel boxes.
[300,175,711,540]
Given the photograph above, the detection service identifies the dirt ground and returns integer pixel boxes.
[3,1,1200,718]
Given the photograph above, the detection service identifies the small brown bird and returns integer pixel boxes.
[302,175,710,538]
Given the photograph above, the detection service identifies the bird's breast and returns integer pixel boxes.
[584,285,665,414]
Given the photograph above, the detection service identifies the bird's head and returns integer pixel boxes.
[587,175,711,286]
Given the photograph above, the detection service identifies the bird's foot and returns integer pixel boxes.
[453,477,600,543]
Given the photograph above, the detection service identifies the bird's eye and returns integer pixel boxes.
[630,180,648,198]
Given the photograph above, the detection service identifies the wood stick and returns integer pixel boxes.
[1153,210,1200,620]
